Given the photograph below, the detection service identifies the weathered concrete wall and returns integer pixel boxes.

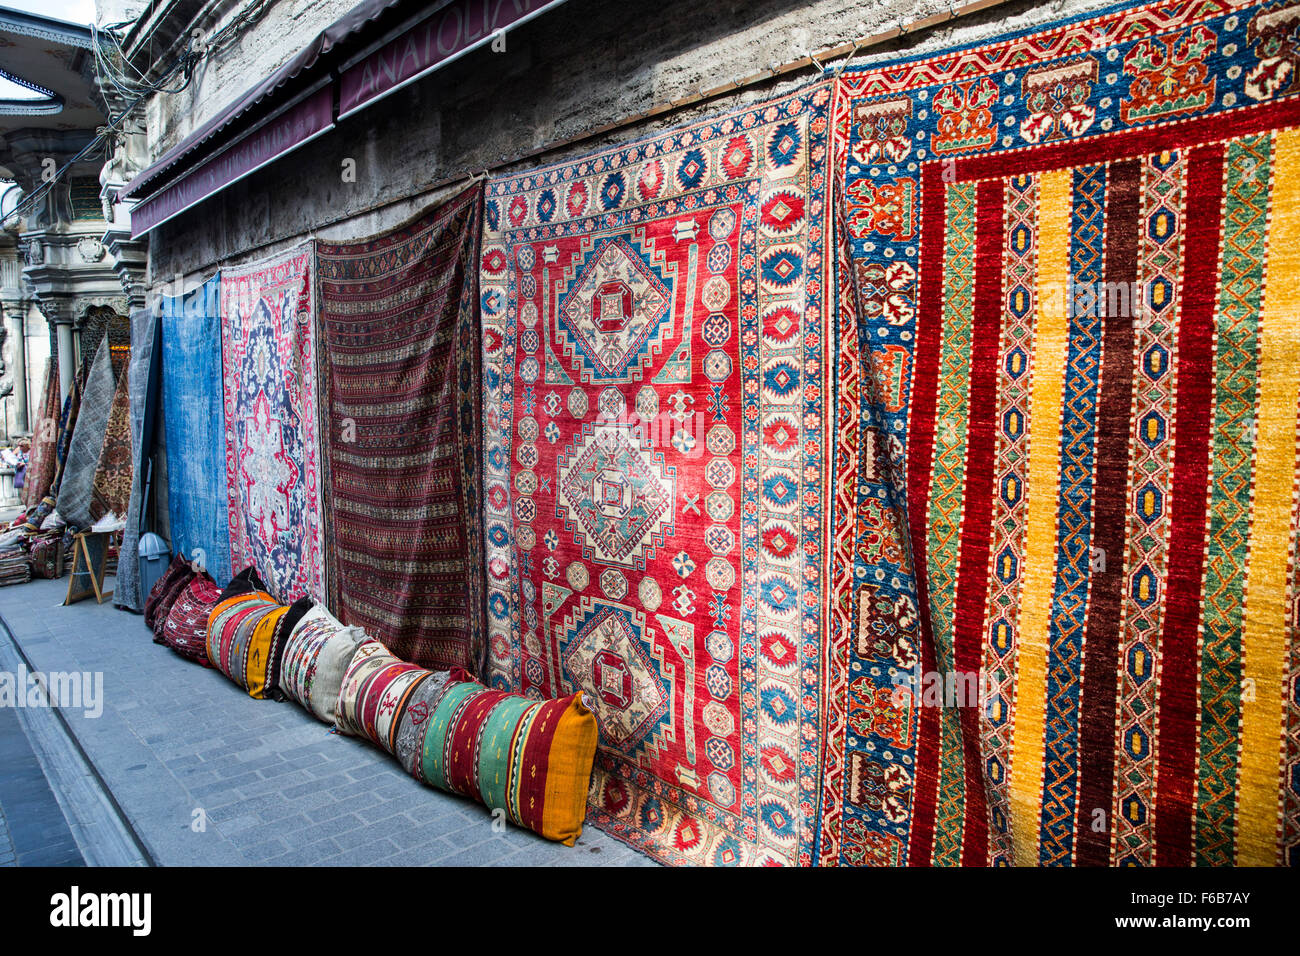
[142,0,359,158]
[147,0,1116,283]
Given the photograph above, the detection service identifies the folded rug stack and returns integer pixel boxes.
[0,551,32,587]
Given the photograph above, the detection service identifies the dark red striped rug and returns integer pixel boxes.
[315,185,485,671]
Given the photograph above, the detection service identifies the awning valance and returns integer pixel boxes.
[122,0,567,238]
[338,0,567,118]
[127,85,334,235]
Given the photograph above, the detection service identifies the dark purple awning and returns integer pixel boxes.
[128,86,334,236]
[338,0,567,118]
[121,0,410,205]
[121,0,568,235]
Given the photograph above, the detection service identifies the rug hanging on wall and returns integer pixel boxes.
[163,277,233,587]
[23,360,60,509]
[221,245,324,604]
[56,336,116,530]
[824,0,1300,867]
[481,80,835,866]
[116,307,163,612]
[316,185,485,671]
[91,362,133,521]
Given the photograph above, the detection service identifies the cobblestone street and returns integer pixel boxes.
[0,578,655,867]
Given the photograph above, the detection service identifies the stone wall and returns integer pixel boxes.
[142,0,360,158]
[145,0,1117,282]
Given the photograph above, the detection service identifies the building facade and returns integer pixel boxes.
[108,0,1111,281]
[0,6,146,447]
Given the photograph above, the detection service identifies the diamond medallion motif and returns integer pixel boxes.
[557,234,675,382]
[557,422,676,569]
[560,599,672,755]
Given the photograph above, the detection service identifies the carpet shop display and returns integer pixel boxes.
[56,338,116,530]
[162,276,233,587]
[23,361,60,510]
[821,0,1300,867]
[28,532,64,580]
[278,604,368,724]
[116,306,164,613]
[118,0,1300,867]
[136,562,600,847]
[205,583,309,699]
[91,362,134,521]
[48,362,86,505]
[480,80,835,866]
[221,244,325,604]
[315,185,486,671]
[0,550,32,587]
[392,667,599,847]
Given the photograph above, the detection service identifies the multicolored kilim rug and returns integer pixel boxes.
[824,0,1300,866]
[23,360,59,510]
[221,245,324,604]
[163,277,233,586]
[315,185,486,671]
[91,361,133,521]
[481,82,834,865]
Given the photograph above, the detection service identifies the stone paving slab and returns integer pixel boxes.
[0,577,657,867]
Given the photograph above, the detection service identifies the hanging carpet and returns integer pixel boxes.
[825,0,1300,866]
[46,356,86,505]
[23,360,59,509]
[481,80,836,866]
[221,245,324,604]
[56,336,115,530]
[91,362,133,521]
[315,185,485,671]
[162,277,233,587]
[116,307,164,612]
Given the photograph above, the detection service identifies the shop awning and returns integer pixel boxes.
[121,0,567,237]
[126,85,335,235]
[338,0,567,119]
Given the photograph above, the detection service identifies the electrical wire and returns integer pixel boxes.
[0,1,270,228]
[4,26,199,227]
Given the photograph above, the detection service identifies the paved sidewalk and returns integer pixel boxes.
[0,577,656,867]
[0,705,85,867]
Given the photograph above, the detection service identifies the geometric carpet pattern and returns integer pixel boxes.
[825,0,1300,866]
[481,82,835,865]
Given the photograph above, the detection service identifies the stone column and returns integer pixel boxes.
[0,231,25,433]
[4,304,27,432]
[56,318,74,402]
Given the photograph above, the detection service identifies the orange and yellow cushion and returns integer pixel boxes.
[393,667,598,845]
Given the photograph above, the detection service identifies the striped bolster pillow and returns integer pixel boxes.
[279,605,368,725]
[206,592,309,698]
[334,639,431,754]
[393,668,598,846]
